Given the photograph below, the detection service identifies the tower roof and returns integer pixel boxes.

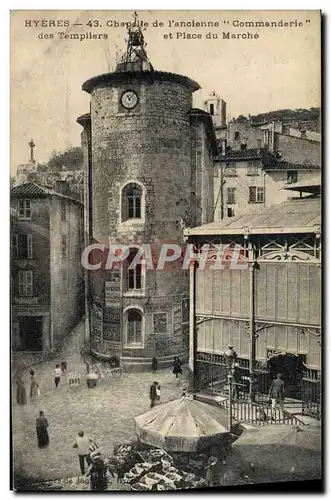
[82,11,200,94]
[82,70,200,94]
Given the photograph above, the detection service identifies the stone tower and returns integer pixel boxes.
[78,19,217,371]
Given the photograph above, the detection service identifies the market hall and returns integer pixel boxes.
[184,186,321,413]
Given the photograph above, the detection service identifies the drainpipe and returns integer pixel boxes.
[189,259,197,392]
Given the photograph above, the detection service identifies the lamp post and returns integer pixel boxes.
[225,345,237,431]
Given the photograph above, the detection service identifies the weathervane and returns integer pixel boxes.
[118,11,154,71]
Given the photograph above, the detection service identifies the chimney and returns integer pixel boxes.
[54,180,71,195]
[221,100,227,128]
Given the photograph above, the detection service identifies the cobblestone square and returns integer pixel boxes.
[12,322,188,488]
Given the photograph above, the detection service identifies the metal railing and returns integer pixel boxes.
[301,370,321,421]
[218,398,305,427]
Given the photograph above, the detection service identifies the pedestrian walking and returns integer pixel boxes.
[269,373,285,412]
[72,430,93,475]
[149,381,159,408]
[36,411,49,448]
[30,373,40,400]
[151,356,158,374]
[173,357,182,379]
[87,450,108,491]
[16,376,27,406]
[52,364,61,388]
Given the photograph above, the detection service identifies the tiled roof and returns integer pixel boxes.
[265,159,320,170]
[185,196,321,237]
[10,182,49,197]
[215,148,264,161]
[11,182,82,204]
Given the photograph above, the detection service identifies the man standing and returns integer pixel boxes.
[269,373,285,412]
[231,363,241,400]
[149,381,158,408]
[72,430,94,475]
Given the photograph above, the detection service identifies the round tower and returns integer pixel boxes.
[79,22,201,371]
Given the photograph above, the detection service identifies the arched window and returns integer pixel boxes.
[121,183,142,221]
[127,309,142,344]
[126,248,142,290]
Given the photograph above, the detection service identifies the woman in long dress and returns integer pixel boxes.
[36,411,49,448]
[30,375,39,400]
[16,376,27,405]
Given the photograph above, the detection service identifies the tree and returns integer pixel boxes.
[47,147,83,172]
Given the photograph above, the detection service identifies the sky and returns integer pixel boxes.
[10,10,321,174]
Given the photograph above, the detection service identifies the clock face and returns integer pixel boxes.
[121,90,138,110]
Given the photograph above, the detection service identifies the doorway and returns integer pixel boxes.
[18,316,43,351]
[266,353,306,399]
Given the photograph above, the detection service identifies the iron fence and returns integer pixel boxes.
[300,369,321,420]
[196,356,321,416]
[218,398,305,427]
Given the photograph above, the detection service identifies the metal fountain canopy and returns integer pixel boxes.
[116,11,154,73]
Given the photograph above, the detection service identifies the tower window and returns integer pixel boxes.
[241,143,247,150]
[127,309,143,345]
[127,248,142,290]
[121,182,143,221]
[234,131,240,141]
[209,103,214,116]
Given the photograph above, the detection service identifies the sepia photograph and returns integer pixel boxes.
[10,9,322,492]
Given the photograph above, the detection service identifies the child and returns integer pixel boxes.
[52,364,62,388]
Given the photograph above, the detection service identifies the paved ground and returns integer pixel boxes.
[12,321,189,488]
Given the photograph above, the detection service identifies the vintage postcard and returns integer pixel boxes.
[10,10,321,492]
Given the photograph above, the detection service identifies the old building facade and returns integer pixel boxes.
[77,26,216,370]
[207,99,321,222]
[11,182,84,353]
